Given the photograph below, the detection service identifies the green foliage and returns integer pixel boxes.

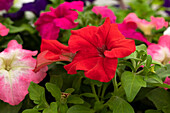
[121,71,146,102]
[107,96,135,113]
[67,105,95,113]
[147,88,170,113]
[0,100,22,113]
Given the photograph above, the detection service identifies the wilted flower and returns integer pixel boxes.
[34,39,74,72]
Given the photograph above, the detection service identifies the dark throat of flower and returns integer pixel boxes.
[97,45,107,58]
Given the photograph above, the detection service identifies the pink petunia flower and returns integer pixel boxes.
[118,21,151,45]
[124,13,168,35]
[0,23,9,36]
[147,35,170,89]
[34,1,84,40]
[92,6,116,23]
[147,35,170,65]
[91,7,151,45]
[0,0,13,11]
[0,40,48,105]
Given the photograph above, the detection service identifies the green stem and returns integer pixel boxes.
[91,83,100,102]
[97,86,102,97]
[112,74,118,93]
[101,84,108,99]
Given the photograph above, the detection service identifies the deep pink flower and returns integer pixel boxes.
[34,1,84,40]
[0,40,47,105]
[124,13,168,35]
[0,0,13,11]
[118,21,151,45]
[64,18,136,82]
[0,23,9,36]
[92,6,116,23]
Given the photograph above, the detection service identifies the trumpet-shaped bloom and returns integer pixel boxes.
[118,21,151,45]
[124,13,168,35]
[147,35,170,65]
[92,6,116,23]
[34,39,74,72]
[0,40,47,105]
[0,0,13,11]
[0,23,9,36]
[34,1,84,40]
[64,18,136,82]
[91,7,150,45]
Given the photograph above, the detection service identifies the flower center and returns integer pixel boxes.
[97,45,107,58]
[161,47,170,65]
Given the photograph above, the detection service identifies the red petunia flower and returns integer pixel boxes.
[34,39,74,72]
[64,18,136,82]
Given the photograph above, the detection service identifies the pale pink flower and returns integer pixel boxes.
[147,35,170,65]
[0,40,48,105]
[124,13,168,35]
[0,23,9,36]
[92,6,116,23]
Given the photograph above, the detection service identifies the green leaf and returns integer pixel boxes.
[148,83,170,89]
[94,101,104,111]
[22,109,40,113]
[28,82,49,110]
[121,71,146,102]
[67,105,95,113]
[156,64,170,79]
[67,95,84,104]
[136,44,147,52]
[80,93,95,98]
[0,100,22,113]
[146,55,152,68]
[50,75,63,89]
[45,83,61,101]
[8,24,35,34]
[107,96,135,113]
[147,88,170,113]
[0,34,23,48]
[43,102,58,113]
[65,88,75,94]
[145,109,162,113]
[145,72,163,84]
[58,103,68,113]
[72,76,83,93]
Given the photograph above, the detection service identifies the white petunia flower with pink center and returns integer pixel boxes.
[0,40,48,105]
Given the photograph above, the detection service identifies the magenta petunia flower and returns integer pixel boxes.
[124,13,168,35]
[92,6,116,23]
[34,1,84,40]
[0,40,48,105]
[0,23,9,36]
[0,0,13,11]
[118,21,151,45]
